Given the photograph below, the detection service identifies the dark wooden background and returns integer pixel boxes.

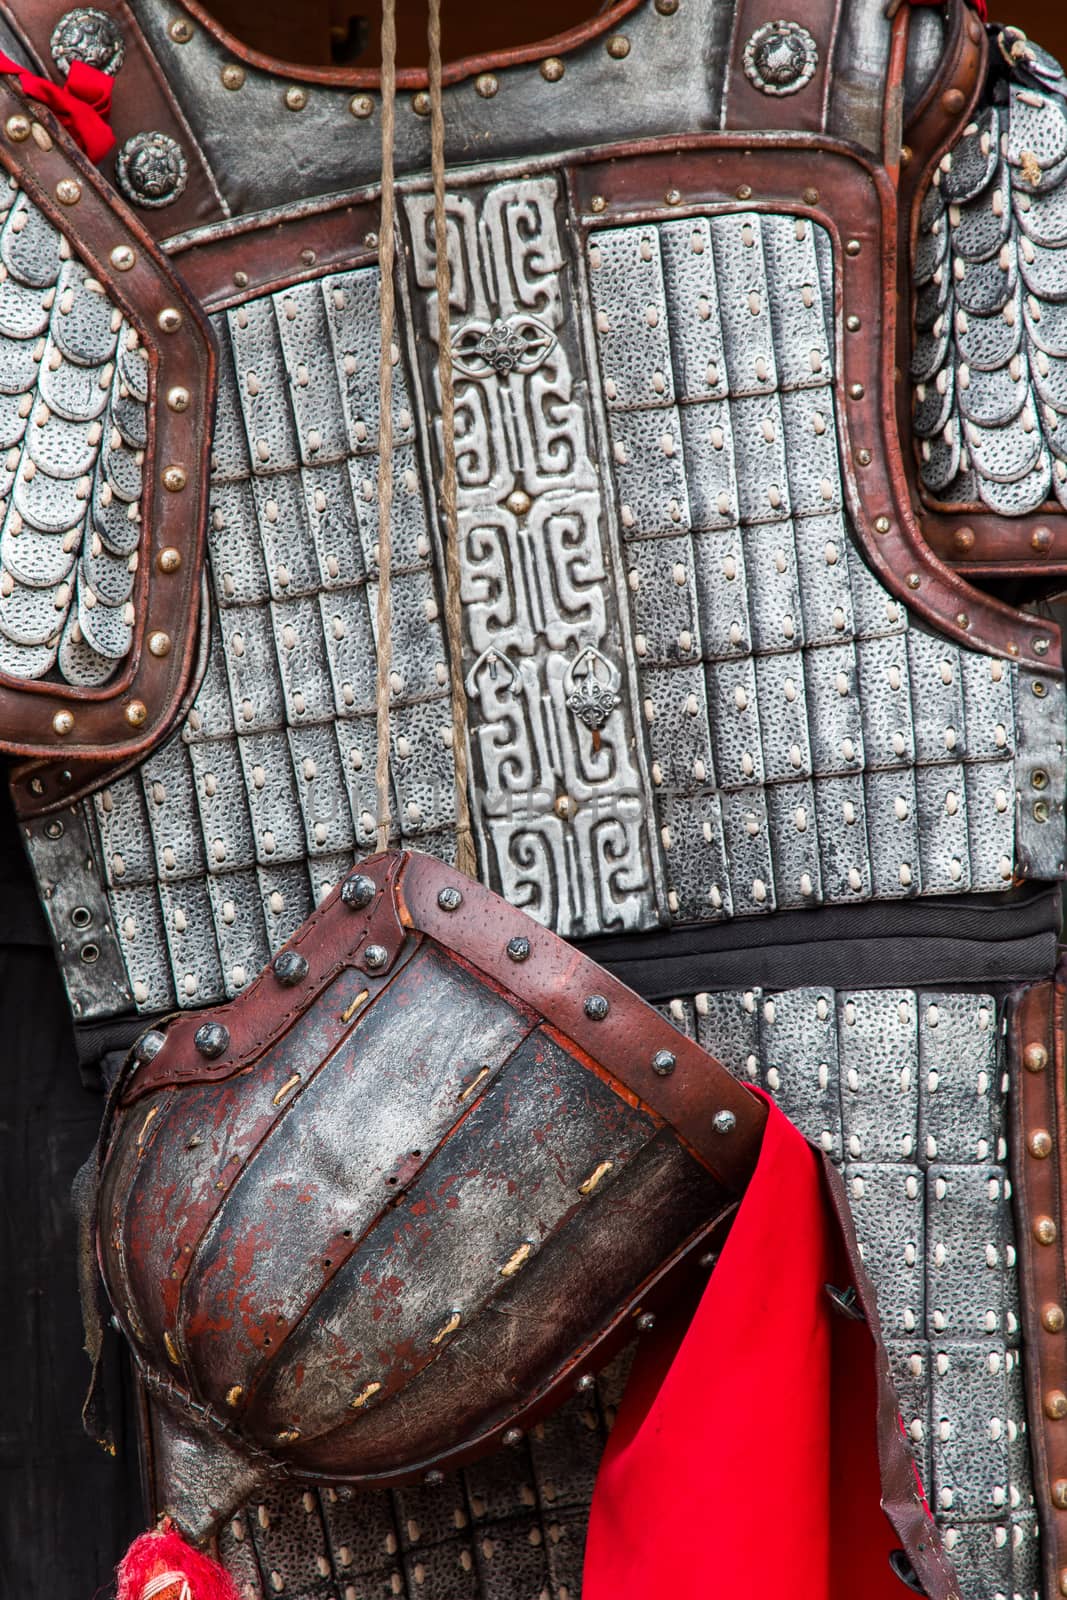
[4,4,1067,1598]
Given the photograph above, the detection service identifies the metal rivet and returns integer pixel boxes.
[845,238,861,256]
[125,700,148,727]
[28,778,44,797]
[285,86,308,111]
[900,143,913,166]
[162,465,187,492]
[166,385,191,413]
[412,91,431,116]
[506,489,531,516]
[736,184,752,200]
[1034,799,1051,824]
[584,995,609,1020]
[169,17,193,41]
[664,188,682,206]
[506,936,530,962]
[873,515,891,535]
[148,631,172,658]
[273,950,309,986]
[636,1311,656,1332]
[233,270,249,288]
[1030,1129,1053,1159]
[80,941,99,964]
[1032,769,1050,791]
[43,819,64,840]
[1035,1216,1058,1246]
[541,57,565,81]
[350,94,374,118]
[364,944,388,970]
[341,872,376,909]
[52,710,74,736]
[607,34,631,58]
[157,547,181,573]
[714,1109,737,1134]
[55,178,81,206]
[135,1029,167,1063]
[300,248,316,267]
[110,244,136,271]
[1053,1481,1067,1511]
[1007,640,1019,655]
[846,314,861,332]
[503,1428,523,1445]
[905,572,921,591]
[590,195,607,214]
[942,87,965,114]
[1033,679,1048,698]
[1031,524,1053,552]
[802,186,818,205]
[157,307,182,333]
[424,1468,445,1484]
[195,1022,230,1059]
[1060,1571,1067,1599]
[438,886,462,911]
[71,905,93,930]
[364,232,378,248]
[1044,1304,1066,1334]
[1035,637,1051,655]
[1025,1042,1049,1073]
[221,64,245,89]
[555,794,578,821]
[849,382,865,400]
[475,73,498,98]
[652,1049,676,1076]
[856,448,872,466]
[1048,1389,1067,1420]
[5,114,30,142]
[955,611,970,629]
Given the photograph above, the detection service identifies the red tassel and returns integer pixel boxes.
[116,1522,242,1600]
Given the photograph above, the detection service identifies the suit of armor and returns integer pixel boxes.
[2,0,1067,1595]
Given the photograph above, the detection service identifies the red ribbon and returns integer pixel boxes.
[0,55,115,163]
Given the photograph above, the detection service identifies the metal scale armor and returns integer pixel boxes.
[2,0,1067,1595]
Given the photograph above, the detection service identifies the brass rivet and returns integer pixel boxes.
[233,270,249,288]
[555,794,578,821]
[955,611,970,629]
[1025,1041,1049,1073]
[364,231,379,248]
[110,245,136,272]
[1007,640,1019,655]
[1047,1388,1067,1419]
[55,178,81,206]
[1044,1304,1066,1334]
[953,525,975,553]
[1060,1570,1067,1598]
[4,114,30,143]
[125,700,148,728]
[285,86,308,111]
[350,94,374,118]
[873,515,891,535]
[590,195,607,214]
[157,547,181,574]
[226,1384,244,1407]
[157,307,182,333]
[1030,1129,1053,1159]
[1032,524,1053,552]
[148,631,172,658]
[846,238,861,256]
[1033,679,1048,698]
[655,0,679,11]
[506,489,531,516]
[1035,1215,1058,1247]
[1053,1481,1067,1511]
[412,90,431,116]
[942,87,965,114]
[1034,799,1051,824]
[736,184,753,200]
[802,187,818,205]
[162,465,188,493]
[906,572,920,590]
[664,188,681,206]
[166,385,190,413]
[1033,769,1050,790]
[856,448,872,466]
[221,63,245,90]
[475,73,498,98]
[607,34,631,58]
[541,57,565,81]
[849,383,865,400]
[300,248,316,267]
[900,144,913,166]
[169,17,193,41]
[52,710,74,736]
[846,315,861,332]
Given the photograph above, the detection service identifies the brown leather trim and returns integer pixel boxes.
[0,81,215,773]
[721,0,843,135]
[1008,968,1067,1600]
[0,0,227,238]
[565,133,1062,672]
[163,0,647,92]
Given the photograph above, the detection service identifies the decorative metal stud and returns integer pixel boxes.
[506,936,531,962]
[905,573,920,590]
[125,700,147,727]
[541,57,565,81]
[157,547,181,573]
[845,239,862,256]
[194,1022,230,1059]
[736,184,753,200]
[168,17,193,42]
[874,516,891,534]
[162,466,188,493]
[1024,1041,1049,1073]
[856,449,872,466]
[412,91,431,116]
[53,710,74,736]
[273,950,309,986]
[51,9,126,76]
[341,872,376,909]
[364,944,388,970]
[116,131,189,208]
[1047,1389,1067,1420]
[1034,1215,1058,1246]
[221,64,245,89]
[802,187,818,205]
[1053,1480,1067,1510]
[636,1311,656,1332]
[849,383,865,400]
[4,115,30,142]
[713,1109,737,1135]
[285,86,308,111]
[110,244,136,271]
[43,819,64,840]
[1044,1304,1066,1333]
[233,270,249,287]
[350,95,374,118]
[846,315,861,332]
[576,1374,596,1392]
[134,1029,167,1062]
[438,886,463,911]
[664,188,682,206]
[652,1049,676,1075]
[157,308,183,334]
[502,1428,523,1445]
[1031,525,1053,553]
[584,995,609,1020]
[742,20,818,96]
[148,631,172,658]
[167,386,191,412]
[475,73,499,98]
[506,489,532,516]
[606,34,631,58]
[590,195,607,213]
[55,178,82,206]
[1030,1129,1053,1158]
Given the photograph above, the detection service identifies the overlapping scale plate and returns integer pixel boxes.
[0,186,144,681]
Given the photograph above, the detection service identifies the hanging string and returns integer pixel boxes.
[427,0,477,877]
[374,0,398,855]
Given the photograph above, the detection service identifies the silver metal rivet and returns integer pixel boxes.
[475,73,498,98]
[110,245,136,271]
[195,1022,230,1059]
[43,819,64,840]
[575,1374,595,1392]
[341,872,375,909]
[506,936,531,962]
[438,886,463,911]
[636,1311,656,1332]
[713,1109,737,1135]
[158,307,182,333]
[364,944,388,970]
[166,385,190,412]
[135,1029,167,1062]
[502,1428,523,1445]
[350,94,374,118]
[652,1049,676,1075]
[273,951,309,986]
[584,995,609,1020]
[71,906,92,930]
[285,86,308,111]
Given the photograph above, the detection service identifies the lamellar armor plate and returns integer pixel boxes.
[3,0,1067,1595]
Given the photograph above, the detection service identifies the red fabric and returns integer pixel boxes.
[584,1094,923,1600]
[117,1524,242,1600]
[0,55,115,162]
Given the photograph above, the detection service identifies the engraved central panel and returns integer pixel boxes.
[403,177,656,937]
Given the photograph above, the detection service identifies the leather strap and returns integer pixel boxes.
[723,0,844,133]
